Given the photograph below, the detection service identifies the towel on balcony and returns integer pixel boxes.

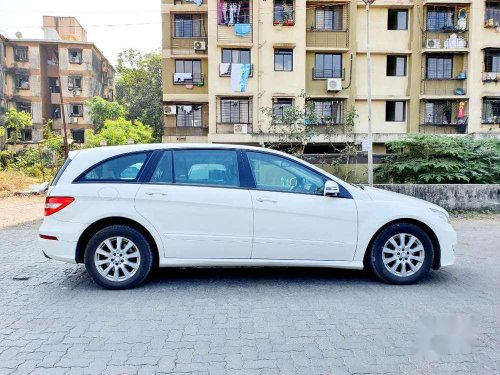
[230,64,251,92]
[173,72,192,82]
[219,63,231,75]
[234,23,251,37]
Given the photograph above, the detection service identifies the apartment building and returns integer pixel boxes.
[161,0,500,149]
[1,16,115,144]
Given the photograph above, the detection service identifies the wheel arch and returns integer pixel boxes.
[362,218,441,270]
[75,217,160,267]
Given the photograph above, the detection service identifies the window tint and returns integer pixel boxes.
[150,151,173,183]
[247,152,325,195]
[80,153,148,182]
[173,150,239,187]
[388,9,408,30]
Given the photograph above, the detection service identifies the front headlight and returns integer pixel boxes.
[430,208,450,224]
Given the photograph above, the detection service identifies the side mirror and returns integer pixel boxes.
[324,180,340,197]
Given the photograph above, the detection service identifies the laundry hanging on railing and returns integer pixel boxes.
[234,23,251,37]
[230,64,251,92]
[218,0,250,26]
[174,72,193,82]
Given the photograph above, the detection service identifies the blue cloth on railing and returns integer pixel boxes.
[234,23,251,37]
[230,64,251,92]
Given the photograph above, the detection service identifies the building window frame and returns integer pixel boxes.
[68,49,83,64]
[274,49,293,72]
[307,99,344,125]
[388,9,408,30]
[426,55,453,80]
[14,46,28,62]
[386,101,406,122]
[272,98,294,122]
[273,0,295,25]
[68,76,83,91]
[314,6,343,31]
[174,14,205,38]
[15,74,30,90]
[176,104,203,128]
[485,0,500,27]
[173,59,203,84]
[69,104,84,118]
[482,97,500,125]
[426,6,456,31]
[313,53,342,79]
[484,49,500,73]
[219,98,252,124]
[16,102,32,114]
[387,55,407,77]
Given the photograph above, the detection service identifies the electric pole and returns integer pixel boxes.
[363,0,375,186]
[56,43,69,159]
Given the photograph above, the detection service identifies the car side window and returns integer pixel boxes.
[149,151,173,184]
[79,152,148,182]
[173,149,240,187]
[246,151,325,195]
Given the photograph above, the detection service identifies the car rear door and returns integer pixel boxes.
[134,149,253,259]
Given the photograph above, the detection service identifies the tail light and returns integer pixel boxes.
[44,196,75,216]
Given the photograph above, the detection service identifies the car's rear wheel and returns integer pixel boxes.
[84,225,154,289]
[369,223,434,285]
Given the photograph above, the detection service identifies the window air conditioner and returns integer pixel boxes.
[327,78,342,92]
[234,124,248,134]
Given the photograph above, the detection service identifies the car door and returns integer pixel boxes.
[134,149,253,259]
[245,151,358,261]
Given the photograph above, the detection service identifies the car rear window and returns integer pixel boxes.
[77,152,149,182]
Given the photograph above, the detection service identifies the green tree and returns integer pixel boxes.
[4,108,32,144]
[85,96,127,132]
[115,49,163,140]
[375,134,500,184]
[85,118,154,147]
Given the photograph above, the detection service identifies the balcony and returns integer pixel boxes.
[485,1,500,28]
[423,5,469,52]
[273,5,295,26]
[164,105,208,136]
[312,67,344,80]
[216,97,253,133]
[307,29,349,49]
[170,15,208,55]
[421,78,467,96]
[217,1,252,44]
[172,73,205,85]
[419,100,468,134]
[306,5,349,49]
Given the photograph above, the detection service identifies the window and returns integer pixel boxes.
[16,102,31,114]
[386,101,406,122]
[15,74,29,89]
[71,129,85,144]
[174,14,204,37]
[52,105,61,119]
[484,49,500,73]
[68,49,83,64]
[22,128,32,142]
[69,104,84,117]
[387,56,407,76]
[309,100,343,125]
[274,0,295,25]
[314,53,342,78]
[247,151,325,195]
[14,46,28,62]
[220,98,252,124]
[48,77,60,93]
[315,6,343,30]
[482,98,500,124]
[219,0,251,25]
[221,49,250,64]
[176,105,203,127]
[68,76,82,91]
[150,151,173,184]
[388,9,408,30]
[485,1,500,27]
[174,60,202,84]
[274,49,293,71]
[426,7,455,31]
[173,150,239,187]
[424,101,452,124]
[273,98,293,122]
[79,153,148,182]
[426,55,453,79]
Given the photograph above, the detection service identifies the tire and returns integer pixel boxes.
[369,223,434,285]
[84,225,154,290]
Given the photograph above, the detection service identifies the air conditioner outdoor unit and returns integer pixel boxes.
[193,41,207,51]
[234,124,248,134]
[164,105,177,115]
[70,117,78,124]
[426,39,441,49]
[327,78,342,92]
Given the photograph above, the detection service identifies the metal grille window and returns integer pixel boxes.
[274,0,295,24]
[68,76,82,91]
[68,49,83,64]
[482,98,500,124]
[315,6,343,30]
[14,47,28,62]
[314,53,342,78]
[388,9,408,30]
[174,60,202,83]
[484,49,500,73]
[220,98,251,124]
[16,102,31,114]
[221,49,251,64]
[386,101,406,122]
[485,1,500,26]
[424,102,452,124]
[273,98,293,122]
[426,56,453,79]
[15,74,30,89]
[309,100,343,125]
[274,49,293,71]
[174,14,204,37]
[176,105,203,127]
[426,7,455,31]
[387,56,407,76]
[69,104,84,117]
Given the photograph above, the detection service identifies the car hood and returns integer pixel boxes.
[362,186,447,214]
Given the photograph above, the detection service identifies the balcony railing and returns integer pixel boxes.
[172,73,204,85]
[173,0,205,4]
[273,6,295,26]
[422,30,469,50]
[219,64,253,77]
[312,68,344,80]
[217,5,252,44]
[164,127,208,136]
[170,37,208,55]
[421,78,467,96]
[216,123,254,134]
[306,29,349,49]
[419,100,468,134]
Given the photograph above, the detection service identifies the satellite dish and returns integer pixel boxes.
[15,31,22,39]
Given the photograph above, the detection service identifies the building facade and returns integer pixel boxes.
[1,16,115,144]
[161,0,500,150]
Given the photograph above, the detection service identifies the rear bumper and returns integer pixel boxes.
[438,224,457,268]
[39,238,77,264]
[38,220,84,264]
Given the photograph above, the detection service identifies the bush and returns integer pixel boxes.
[375,135,500,184]
[85,118,154,147]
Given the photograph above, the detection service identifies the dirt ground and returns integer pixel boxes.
[0,195,45,229]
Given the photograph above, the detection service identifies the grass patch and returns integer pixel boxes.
[0,171,41,198]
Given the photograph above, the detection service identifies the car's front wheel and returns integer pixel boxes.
[84,225,154,289]
[369,223,434,285]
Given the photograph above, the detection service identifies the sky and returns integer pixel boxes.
[0,0,161,66]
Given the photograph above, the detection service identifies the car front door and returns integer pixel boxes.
[134,149,253,259]
[245,151,358,261]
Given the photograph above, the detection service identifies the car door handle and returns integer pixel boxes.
[145,190,168,196]
[256,197,278,203]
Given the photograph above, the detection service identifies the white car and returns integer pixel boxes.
[39,144,456,289]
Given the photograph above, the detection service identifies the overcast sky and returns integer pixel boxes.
[0,0,161,66]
